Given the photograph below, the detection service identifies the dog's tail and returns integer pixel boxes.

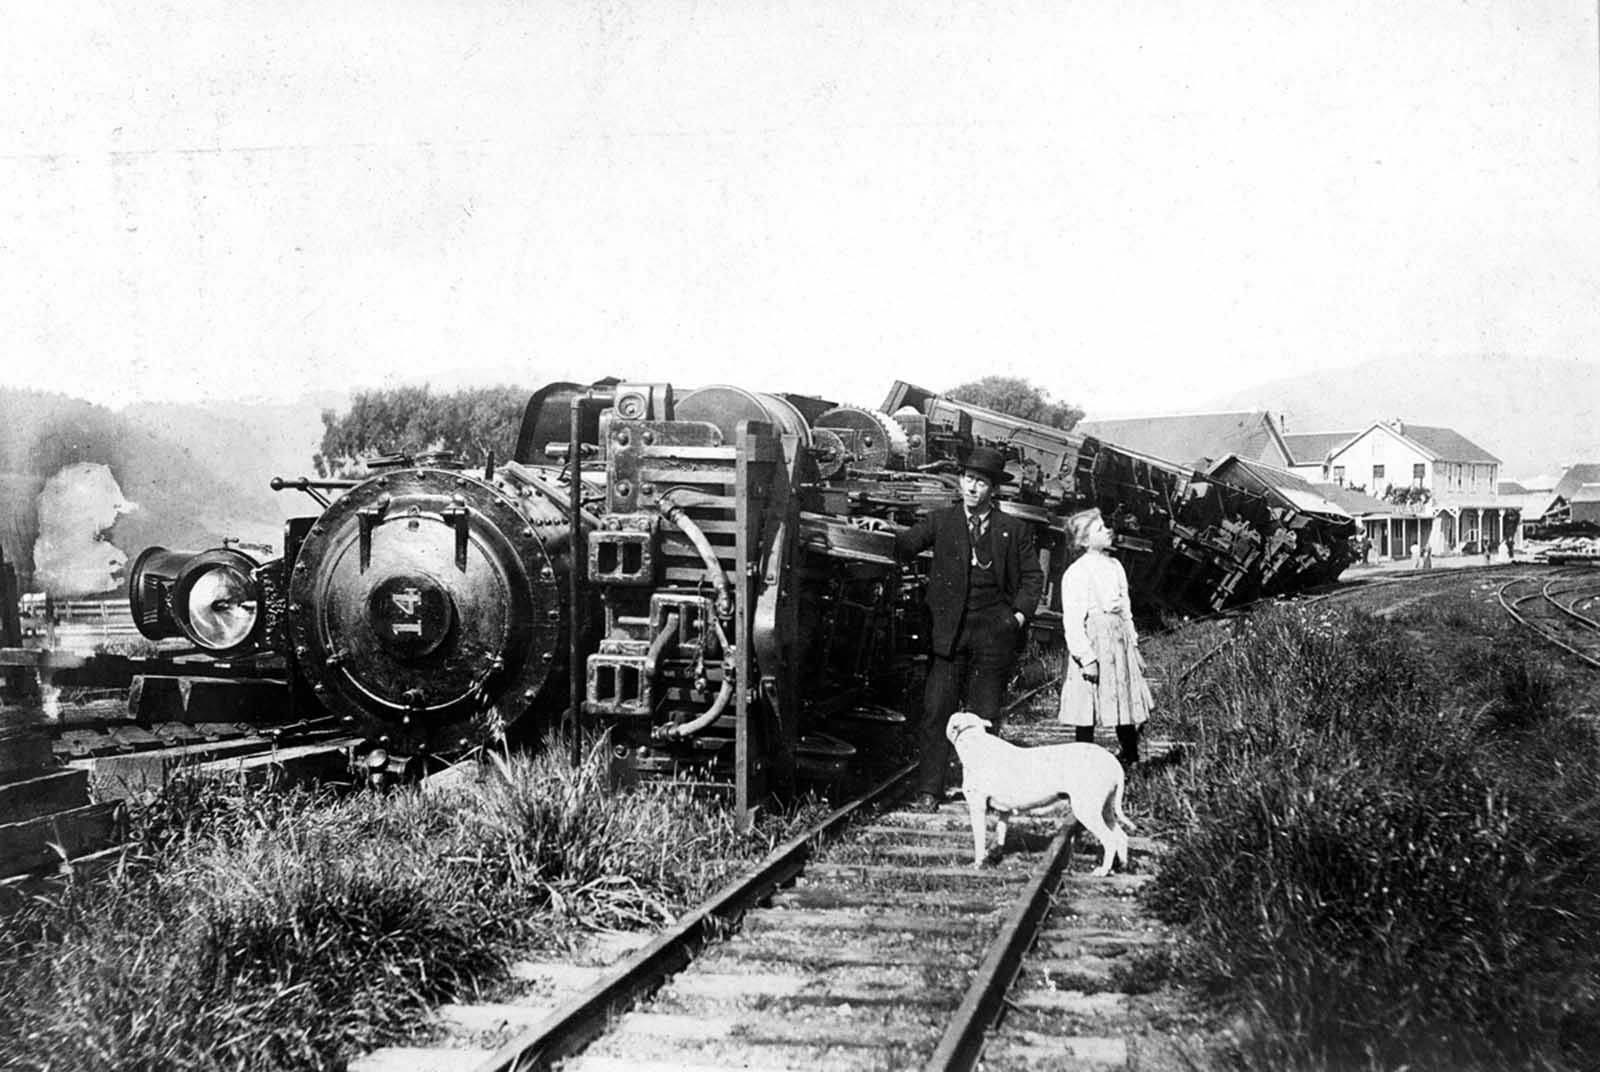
[1111,778,1135,832]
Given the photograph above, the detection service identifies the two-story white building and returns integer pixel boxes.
[1285,420,1513,557]
[1074,411,1516,560]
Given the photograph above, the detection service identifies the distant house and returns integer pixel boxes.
[1537,464,1600,528]
[1543,464,1600,511]
[1282,419,1513,557]
[1074,412,1293,471]
[1081,411,1519,560]
[1566,485,1600,526]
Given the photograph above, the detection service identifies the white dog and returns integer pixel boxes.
[945,711,1133,875]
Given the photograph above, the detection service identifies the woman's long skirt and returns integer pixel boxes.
[1059,612,1153,727]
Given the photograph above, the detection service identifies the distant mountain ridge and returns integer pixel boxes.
[7,357,1594,588]
[1199,354,1600,483]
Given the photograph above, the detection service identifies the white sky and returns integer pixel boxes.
[3,1,1598,417]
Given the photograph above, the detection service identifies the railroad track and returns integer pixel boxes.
[1497,565,1600,670]
[276,564,1600,1068]
[354,696,1175,1072]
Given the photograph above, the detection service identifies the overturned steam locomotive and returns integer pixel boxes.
[127,379,1356,815]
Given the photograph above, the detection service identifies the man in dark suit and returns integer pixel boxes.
[896,446,1044,811]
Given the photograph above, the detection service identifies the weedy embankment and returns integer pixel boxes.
[0,740,817,1072]
[1141,596,1600,1070]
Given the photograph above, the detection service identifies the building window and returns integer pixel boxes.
[1372,464,1385,485]
[1412,463,1425,486]
[1332,465,1345,486]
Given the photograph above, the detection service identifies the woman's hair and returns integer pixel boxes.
[1067,508,1103,548]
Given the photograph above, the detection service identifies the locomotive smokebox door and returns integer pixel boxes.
[287,466,562,747]
[366,574,454,659]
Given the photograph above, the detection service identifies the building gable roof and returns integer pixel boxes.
[1282,431,1358,466]
[1333,421,1500,465]
[1550,463,1600,503]
[1076,411,1291,470]
[1399,424,1500,464]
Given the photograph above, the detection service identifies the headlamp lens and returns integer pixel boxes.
[185,564,259,649]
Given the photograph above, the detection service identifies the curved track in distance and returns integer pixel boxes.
[1497,567,1600,670]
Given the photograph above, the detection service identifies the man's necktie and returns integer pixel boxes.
[969,514,991,567]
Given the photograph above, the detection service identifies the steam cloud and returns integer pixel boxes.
[32,463,138,596]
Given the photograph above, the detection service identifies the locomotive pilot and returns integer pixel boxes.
[896,445,1044,812]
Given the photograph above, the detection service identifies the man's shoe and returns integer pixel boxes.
[910,792,940,812]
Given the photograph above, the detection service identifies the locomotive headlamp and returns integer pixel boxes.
[181,556,260,650]
[127,546,262,652]
[128,547,191,640]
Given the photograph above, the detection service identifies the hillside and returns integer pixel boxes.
[0,390,304,593]
[1203,354,1600,482]
[121,396,337,517]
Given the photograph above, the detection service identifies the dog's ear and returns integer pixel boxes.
[979,717,992,728]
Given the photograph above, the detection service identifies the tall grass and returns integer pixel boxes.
[0,739,808,1072]
[1143,603,1600,1069]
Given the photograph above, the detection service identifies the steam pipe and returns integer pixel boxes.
[656,676,734,740]
[643,612,681,679]
[653,615,734,741]
[657,490,734,620]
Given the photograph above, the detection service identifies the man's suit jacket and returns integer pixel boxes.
[896,506,1045,658]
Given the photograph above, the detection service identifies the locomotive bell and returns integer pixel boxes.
[287,467,562,737]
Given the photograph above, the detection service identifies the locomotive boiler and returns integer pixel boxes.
[128,381,949,814]
[125,377,1357,815]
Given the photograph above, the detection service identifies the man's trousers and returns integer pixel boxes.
[918,607,1017,796]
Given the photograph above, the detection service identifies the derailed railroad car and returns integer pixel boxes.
[126,378,1356,815]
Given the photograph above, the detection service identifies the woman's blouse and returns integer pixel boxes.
[1061,550,1136,664]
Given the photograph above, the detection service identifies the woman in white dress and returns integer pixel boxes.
[1059,508,1152,763]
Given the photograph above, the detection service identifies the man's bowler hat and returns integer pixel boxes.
[962,445,1013,485]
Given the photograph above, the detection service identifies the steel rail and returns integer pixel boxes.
[1002,675,1061,715]
[1542,577,1600,632]
[471,760,917,1072]
[923,821,1079,1072]
[1495,574,1600,671]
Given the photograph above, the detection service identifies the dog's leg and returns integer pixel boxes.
[994,815,1009,858]
[1108,781,1132,869]
[1073,800,1120,876]
[964,791,989,868]
[1112,778,1136,831]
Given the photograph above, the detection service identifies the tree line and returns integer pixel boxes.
[316,376,1081,476]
